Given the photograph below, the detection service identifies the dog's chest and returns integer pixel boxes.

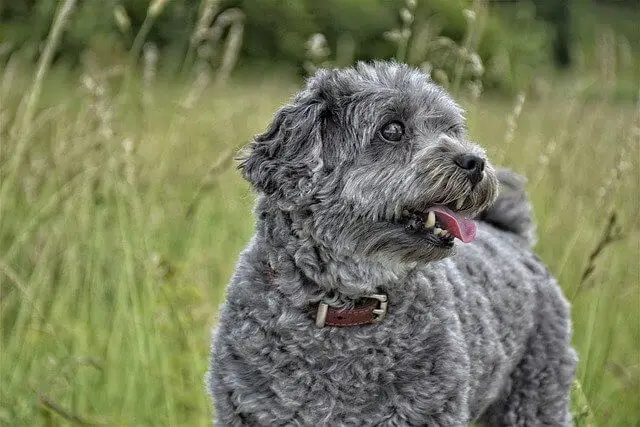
[262,272,525,424]
[221,254,534,424]
[255,276,478,424]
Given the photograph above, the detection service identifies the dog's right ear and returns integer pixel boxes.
[237,86,330,197]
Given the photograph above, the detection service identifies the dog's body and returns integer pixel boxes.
[207,62,576,426]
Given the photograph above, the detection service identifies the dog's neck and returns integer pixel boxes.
[255,198,415,307]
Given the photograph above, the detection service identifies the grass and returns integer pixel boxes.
[1,58,639,426]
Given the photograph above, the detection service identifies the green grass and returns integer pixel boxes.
[0,63,638,426]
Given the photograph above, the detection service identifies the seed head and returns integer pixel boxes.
[113,5,131,33]
[148,0,170,18]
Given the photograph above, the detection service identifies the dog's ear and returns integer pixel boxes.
[238,91,328,196]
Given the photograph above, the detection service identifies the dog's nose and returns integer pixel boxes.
[454,153,485,186]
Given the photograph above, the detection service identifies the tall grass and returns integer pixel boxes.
[1,3,639,427]
[0,64,294,425]
[1,65,638,427]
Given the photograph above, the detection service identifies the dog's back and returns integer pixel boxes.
[477,168,537,246]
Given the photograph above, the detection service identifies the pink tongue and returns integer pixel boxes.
[430,206,477,243]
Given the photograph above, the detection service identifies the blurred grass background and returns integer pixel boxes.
[0,0,639,426]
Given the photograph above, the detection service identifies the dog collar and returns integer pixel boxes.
[266,263,388,327]
[313,294,388,328]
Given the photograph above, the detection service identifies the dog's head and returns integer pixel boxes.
[240,62,498,262]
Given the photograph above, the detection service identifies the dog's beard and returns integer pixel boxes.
[313,160,499,263]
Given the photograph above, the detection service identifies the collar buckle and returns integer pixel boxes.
[369,293,389,323]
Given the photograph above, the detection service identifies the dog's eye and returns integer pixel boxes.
[446,124,464,136]
[379,121,404,142]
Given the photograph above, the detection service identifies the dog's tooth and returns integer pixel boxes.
[442,230,450,237]
[456,198,464,210]
[434,227,443,236]
[425,211,436,228]
[395,206,403,220]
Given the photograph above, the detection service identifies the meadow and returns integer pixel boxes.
[1,6,639,425]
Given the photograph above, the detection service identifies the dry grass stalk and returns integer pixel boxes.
[6,0,77,174]
[143,42,159,110]
[80,73,114,140]
[452,3,480,94]
[303,33,331,75]
[148,0,171,18]
[0,55,20,138]
[210,8,245,87]
[128,0,171,75]
[182,0,222,73]
[595,94,637,210]
[384,0,417,63]
[113,5,132,35]
[571,380,596,427]
[36,390,108,426]
[0,260,43,316]
[498,91,526,164]
[192,0,222,46]
[335,34,356,67]
[181,63,212,109]
[578,212,625,292]
[595,28,617,93]
[185,147,240,218]
[182,8,245,102]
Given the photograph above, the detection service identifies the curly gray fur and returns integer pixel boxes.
[478,169,537,246]
[206,62,576,426]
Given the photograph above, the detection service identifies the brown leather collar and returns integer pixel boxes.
[267,263,388,328]
[313,294,388,327]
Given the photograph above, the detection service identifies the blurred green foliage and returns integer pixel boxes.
[0,0,638,92]
[0,0,552,91]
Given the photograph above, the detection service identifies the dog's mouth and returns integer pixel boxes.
[398,203,476,247]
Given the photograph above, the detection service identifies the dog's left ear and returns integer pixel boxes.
[238,89,328,197]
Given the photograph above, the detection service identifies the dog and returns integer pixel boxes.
[206,62,577,426]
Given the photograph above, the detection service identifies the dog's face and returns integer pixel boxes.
[240,62,498,262]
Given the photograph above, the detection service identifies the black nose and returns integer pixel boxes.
[454,153,485,186]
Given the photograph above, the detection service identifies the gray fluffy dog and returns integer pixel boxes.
[206,62,577,426]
